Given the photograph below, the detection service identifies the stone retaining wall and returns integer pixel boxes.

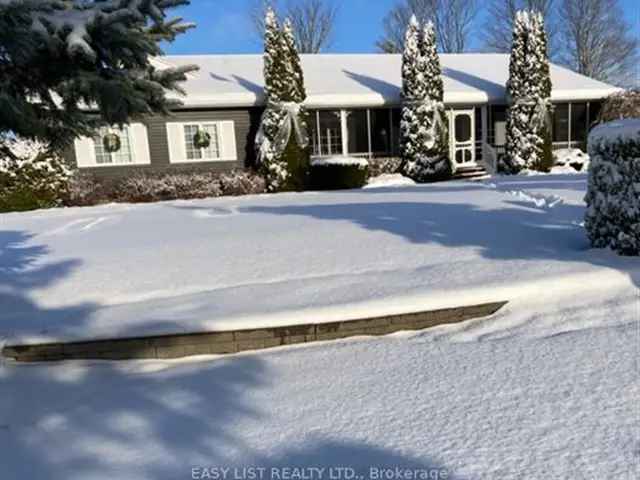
[2,301,507,362]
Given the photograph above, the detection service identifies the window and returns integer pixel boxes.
[589,102,602,128]
[317,110,342,156]
[93,126,134,165]
[570,103,588,146]
[553,104,570,143]
[455,114,472,143]
[370,109,392,156]
[346,110,369,155]
[308,111,321,156]
[391,109,402,156]
[490,105,507,147]
[166,120,236,164]
[183,123,221,160]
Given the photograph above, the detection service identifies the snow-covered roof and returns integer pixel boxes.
[157,53,621,109]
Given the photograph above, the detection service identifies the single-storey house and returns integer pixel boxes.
[69,53,620,177]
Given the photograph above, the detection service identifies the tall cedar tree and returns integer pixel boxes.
[401,17,450,182]
[258,10,310,191]
[503,11,553,173]
[0,0,197,151]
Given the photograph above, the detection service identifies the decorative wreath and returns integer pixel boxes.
[193,129,211,149]
[103,132,121,153]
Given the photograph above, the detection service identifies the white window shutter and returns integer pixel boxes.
[130,123,151,165]
[74,137,97,167]
[219,121,237,161]
[166,123,187,163]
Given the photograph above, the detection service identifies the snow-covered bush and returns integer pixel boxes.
[400,17,450,183]
[584,119,640,255]
[599,90,640,123]
[0,137,71,212]
[368,157,403,177]
[310,157,368,190]
[502,11,553,174]
[66,170,266,206]
[553,148,589,171]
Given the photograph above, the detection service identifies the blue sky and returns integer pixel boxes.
[165,0,639,55]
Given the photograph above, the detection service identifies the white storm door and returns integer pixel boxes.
[451,109,476,167]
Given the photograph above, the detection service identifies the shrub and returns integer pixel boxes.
[584,119,640,255]
[368,157,403,177]
[599,90,640,123]
[310,157,369,190]
[65,170,266,206]
[0,138,71,212]
[65,172,112,206]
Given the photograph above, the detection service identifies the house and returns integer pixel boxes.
[69,53,620,177]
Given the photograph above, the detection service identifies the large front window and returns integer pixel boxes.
[309,108,397,158]
[552,102,595,150]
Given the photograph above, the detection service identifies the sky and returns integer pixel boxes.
[164,0,640,56]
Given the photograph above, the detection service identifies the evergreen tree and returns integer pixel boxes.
[401,18,450,183]
[0,0,197,150]
[256,9,310,191]
[503,10,553,173]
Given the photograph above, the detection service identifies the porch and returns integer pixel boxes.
[307,100,602,176]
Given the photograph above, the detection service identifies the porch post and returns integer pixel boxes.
[340,110,349,156]
[366,109,372,160]
[481,105,488,150]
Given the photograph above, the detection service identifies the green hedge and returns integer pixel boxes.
[310,161,368,190]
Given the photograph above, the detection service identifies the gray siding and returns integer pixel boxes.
[67,107,263,177]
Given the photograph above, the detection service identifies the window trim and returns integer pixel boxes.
[74,123,151,169]
[168,120,237,164]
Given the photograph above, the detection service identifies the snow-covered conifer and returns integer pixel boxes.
[0,0,196,148]
[503,11,553,174]
[0,137,71,212]
[256,10,310,191]
[401,18,450,182]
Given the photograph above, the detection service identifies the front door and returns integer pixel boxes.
[450,109,476,167]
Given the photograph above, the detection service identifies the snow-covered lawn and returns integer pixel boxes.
[1,291,637,479]
[1,173,638,479]
[1,173,638,345]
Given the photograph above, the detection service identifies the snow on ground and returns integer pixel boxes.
[1,173,639,344]
[365,173,417,188]
[0,288,637,480]
[311,156,369,167]
[1,173,638,479]
[551,148,589,173]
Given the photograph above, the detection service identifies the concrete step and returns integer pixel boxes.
[453,167,489,180]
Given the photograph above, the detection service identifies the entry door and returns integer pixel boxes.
[451,109,476,167]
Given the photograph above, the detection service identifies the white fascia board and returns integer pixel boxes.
[550,88,623,102]
[175,93,263,109]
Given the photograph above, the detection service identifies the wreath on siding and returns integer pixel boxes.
[103,132,121,153]
[193,129,211,149]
